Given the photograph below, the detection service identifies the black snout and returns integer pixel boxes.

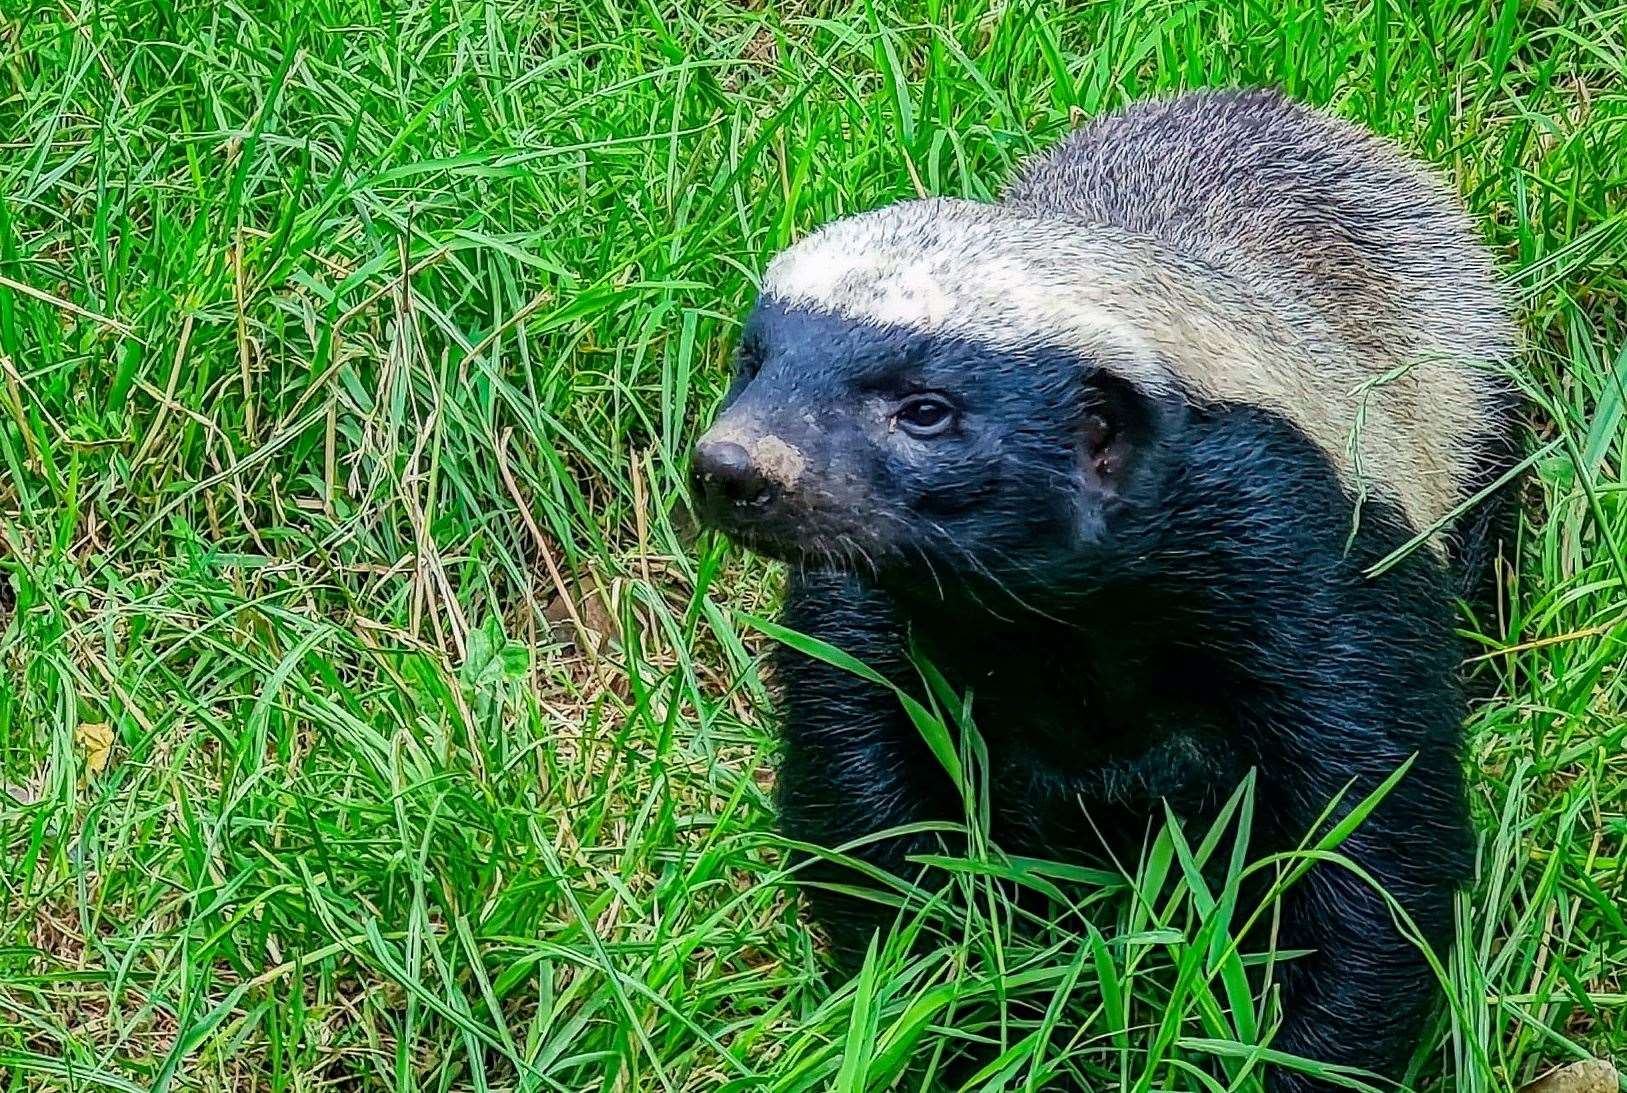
[691,438,773,517]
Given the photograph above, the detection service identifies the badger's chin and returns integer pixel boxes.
[710,513,903,578]
[720,526,805,565]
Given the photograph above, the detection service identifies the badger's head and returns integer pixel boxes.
[691,199,1184,603]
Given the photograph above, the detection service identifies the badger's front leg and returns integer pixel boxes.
[1258,747,1469,1092]
[770,569,959,968]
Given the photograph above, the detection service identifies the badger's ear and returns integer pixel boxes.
[1076,373,1152,498]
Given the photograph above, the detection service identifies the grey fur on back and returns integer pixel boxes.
[1003,88,1515,377]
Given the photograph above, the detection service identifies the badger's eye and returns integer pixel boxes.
[894,394,957,438]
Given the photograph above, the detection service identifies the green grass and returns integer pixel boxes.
[0,0,1623,1089]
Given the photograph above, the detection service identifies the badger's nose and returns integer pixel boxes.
[691,438,772,512]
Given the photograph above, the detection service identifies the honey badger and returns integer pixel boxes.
[692,88,1517,1089]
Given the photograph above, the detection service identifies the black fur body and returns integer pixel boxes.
[771,400,1468,1090]
[692,89,1517,1091]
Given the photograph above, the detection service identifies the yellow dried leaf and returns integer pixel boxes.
[1519,1060,1620,1093]
[75,721,114,776]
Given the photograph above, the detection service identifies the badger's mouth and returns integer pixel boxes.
[696,492,899,576]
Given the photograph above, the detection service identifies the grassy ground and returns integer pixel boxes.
[1,0,1624,1089]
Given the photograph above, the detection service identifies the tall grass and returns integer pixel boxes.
[0,1,1622,1090]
